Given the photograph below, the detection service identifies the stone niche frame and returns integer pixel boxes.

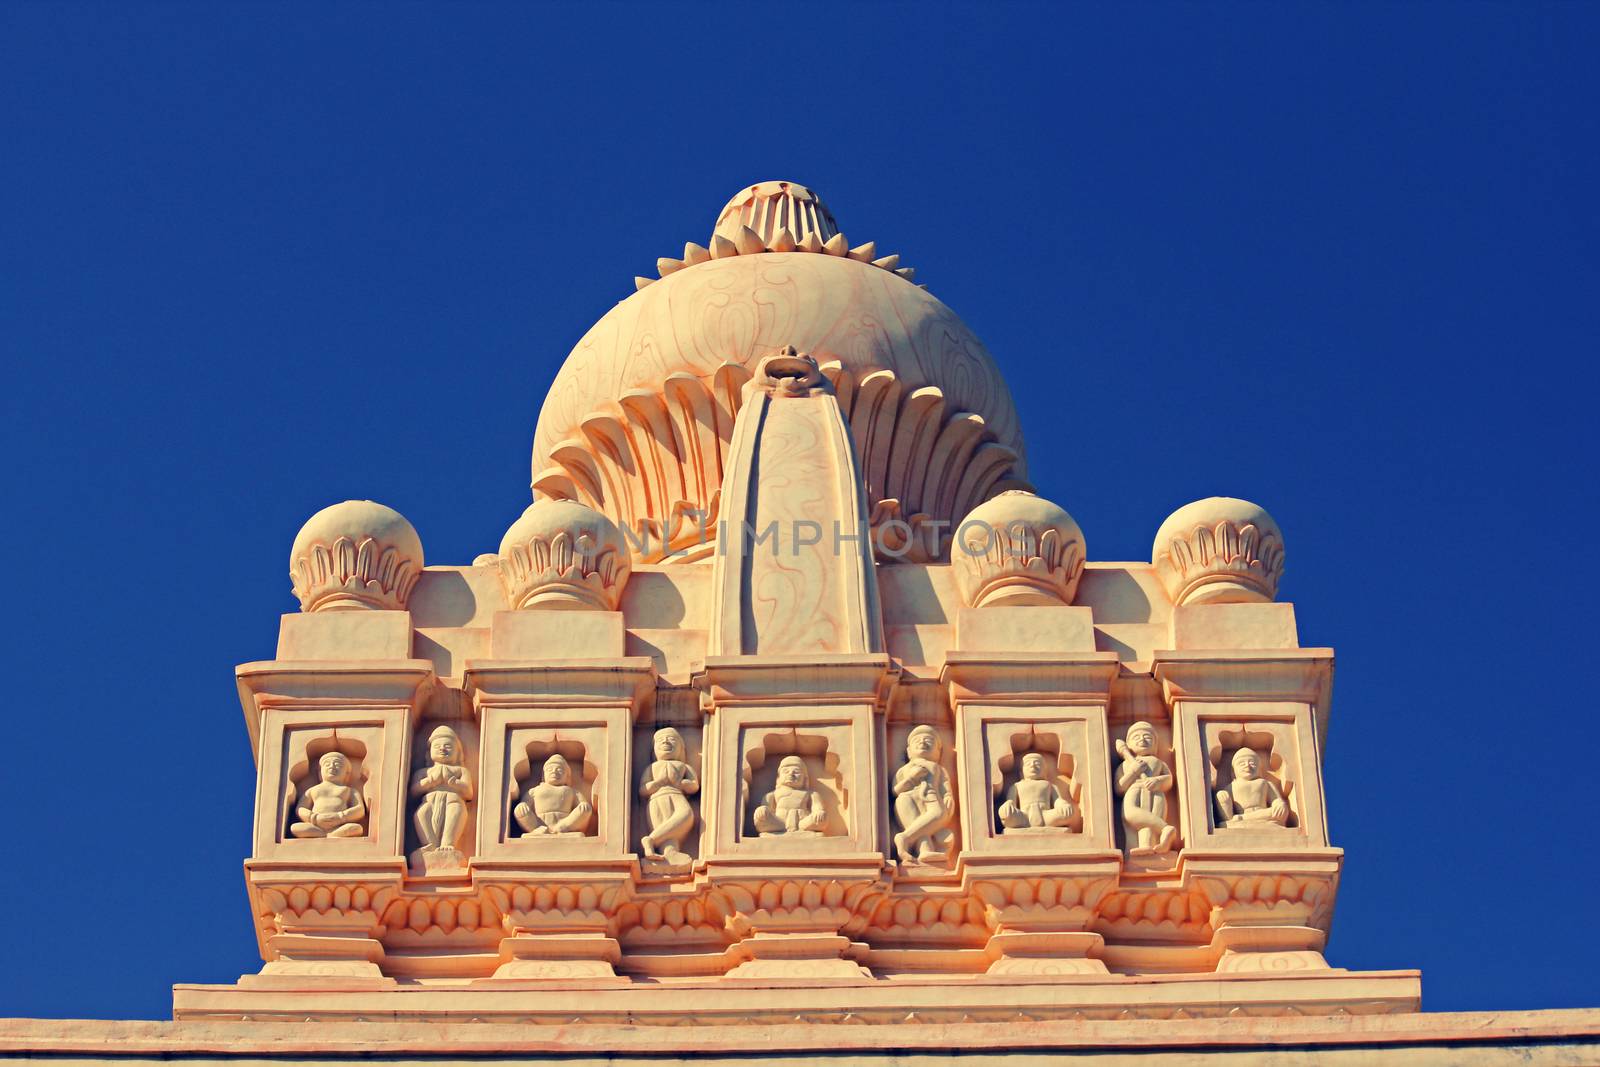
[235,660,434,986]
[1155,653,1333,851]
[941,651,1123,976]
[464,660,656,866]
[241,662,434,867]
[462,658,655,984]
[699,658,892,861]
[942,653,1121,858]
[1153,650,1342,974]
[258,714,393,860]
[695,654,895,981]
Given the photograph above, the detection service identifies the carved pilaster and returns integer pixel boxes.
[1154,649,1340,973]
[464,658,654,981]
[242,874,402,989]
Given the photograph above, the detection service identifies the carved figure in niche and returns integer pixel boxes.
[514,753,593,837]
[640,727,698,864]
[1115,721,1177,855]
[410,725,473,871]
[753,755,826,837]
[290,751,366,838]
[892,725,955,865]
[1215,747,1290,827]
[998,752,1076,832]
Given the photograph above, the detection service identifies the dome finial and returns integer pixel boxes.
[714,180,839,249]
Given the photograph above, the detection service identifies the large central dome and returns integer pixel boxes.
[531,181,1028,562]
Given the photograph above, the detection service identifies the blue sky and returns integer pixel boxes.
[2,3,1596,1019]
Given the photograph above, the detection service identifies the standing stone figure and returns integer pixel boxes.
[514,753,593,837]
[1215,747,1290,827]
[998,752,1077,832]
[892,725,955,866]
[753,755,827,836]
[1115,721,1178,855]
[291,751,366,838]
[640,727,698,865]
[410,725,473,872]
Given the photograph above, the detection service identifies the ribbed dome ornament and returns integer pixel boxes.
[642,179,917,289]
[714,180,840,249]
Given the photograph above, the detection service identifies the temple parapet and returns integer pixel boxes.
[209,181,1408,1024]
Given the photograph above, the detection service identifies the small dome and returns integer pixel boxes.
[1152,497,1284,606]
[953,491,1087,608]
[289,500,424,612]
[497,498,633,611]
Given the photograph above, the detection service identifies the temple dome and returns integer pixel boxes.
[530,181,1028,562]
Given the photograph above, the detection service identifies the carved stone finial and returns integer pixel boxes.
[289,500,424,612]
[953,491,1087,608]
[748,346,828,399]
[497,498,633,611]
[1152,497,1284,606]
[714,180,839,250]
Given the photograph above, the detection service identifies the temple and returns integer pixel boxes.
[9,181,1594,1064]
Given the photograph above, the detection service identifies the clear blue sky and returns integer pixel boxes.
[2,2,1595,1020]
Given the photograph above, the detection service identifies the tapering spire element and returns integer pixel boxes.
[714,180,839,249]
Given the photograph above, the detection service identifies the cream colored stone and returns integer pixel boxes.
[891,725,955,865]
[26,1008,1600,1064]
[489,608,625,658]
[1216,746,1291,827]
[290,752,367,838]
[953,490,1086,607]
[497,497,631,611]
[290,500,424,612]
[410,725,473,873]
[514,753,593,837]
[1153,497,1284,606]
[638,726,698,867]
[1172,601,1298,649]
[998,752,1078,831]
[531,188,1023,564]
[184,181,1457,1035]
[276,609,413,660]
[751,754,829,836]
[954,604,1095,652]
[1114,720,1178,855]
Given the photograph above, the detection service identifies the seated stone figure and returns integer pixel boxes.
[515,753,593,837]
[291,751,366,838]
[410,725,474,872]
[998,752,1076,832]
[1215,747,1291,827]
[752,755,827,837]
[892,725,955,865]
[640,727,698,864]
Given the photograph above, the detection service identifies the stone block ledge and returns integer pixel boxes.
[1,1006,1598,1064]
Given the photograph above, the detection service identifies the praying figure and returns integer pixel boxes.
[892,725,955,865]
[639,727,698,865]
[1115,721,1178,855]
[410,725,473,872]
[1215,747,1291,827]
[514,753,593,837]
[998,752,1077,832]
[290,751,366,838]
[752,755,827,836]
